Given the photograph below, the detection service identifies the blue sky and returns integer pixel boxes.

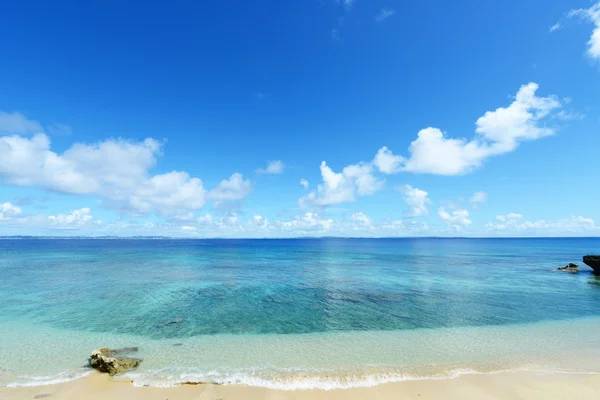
[1,0,599,237]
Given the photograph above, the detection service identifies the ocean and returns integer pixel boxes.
[1,237,600,389]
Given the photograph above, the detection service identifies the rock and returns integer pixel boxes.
[583,256,600,274]
[557,263,579,272]
[89,348,141,376]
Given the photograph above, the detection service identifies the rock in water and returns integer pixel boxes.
[89,348,141,376]
[583,256,600,274]
[557,263,579,272]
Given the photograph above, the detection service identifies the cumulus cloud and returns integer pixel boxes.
[400,83,561,175]
[0,133,158,194]
[129,171,207,214]
[257,160,284,174]
[307,83,561,187]
[299,161,383,207]
[207,173,251,201]
[300,178,309,189]
[0,202,22,220]
[373,146,404,174]
[401,185,430,217]
[567,2,600,59]
[279,212,335,233]
[351,212,374,230]
[48,208,100,227]
[438,207,472,231]
[375,8,396,23]
[0,111,43,135]
[382,219,405,231]
[0,116,252,215]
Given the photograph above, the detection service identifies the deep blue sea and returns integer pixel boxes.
[2,238,600,389]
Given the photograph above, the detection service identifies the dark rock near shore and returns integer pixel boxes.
[584,256,600,274]
[89,347,141,376]
[558,263,579,272]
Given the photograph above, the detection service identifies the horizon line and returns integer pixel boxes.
[1,235,599,240]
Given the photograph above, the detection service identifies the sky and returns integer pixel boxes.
[1,0,599,238]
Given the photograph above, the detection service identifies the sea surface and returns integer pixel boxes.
[1,238,600,389]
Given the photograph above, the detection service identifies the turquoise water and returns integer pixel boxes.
[1,238,600,388]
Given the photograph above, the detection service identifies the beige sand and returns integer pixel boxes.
[3,370,600,400]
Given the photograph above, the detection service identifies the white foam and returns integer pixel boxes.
[4,369,93,388]
[126,366,532,390]
[125,364,600,390]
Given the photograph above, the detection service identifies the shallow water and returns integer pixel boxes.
[1,238,600,388]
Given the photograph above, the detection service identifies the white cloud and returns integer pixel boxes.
[207,173,251,201]
[0,133,160,194]
[373,146,404,174]
[48,208,100,227]
[375,8,396,23]
[219,212,240,227]
[129,171,207,214]
[251,214,269,228]
[489,212,522,229]
[0,202,22,220]
[279,212,335,233]
[197,213,214,226]
[550,22,562,32]
[487,215,597,234]
[299,161,383,207]
[181,225,197,232]
[0,111,43,135]
[400,83,562,175]
[257,160,284,174]
[303,84,561,209]
[506,212,523,220]
[568,2,600,59]
[382,219,405,231]
[401,185,430,217]
[470,191,488,208]
[351,212,373,230]
[438,207,472,231]
[0,114,252,215]
[300,178,309,189]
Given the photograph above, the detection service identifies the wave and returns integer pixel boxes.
[124,365,537,390]
[5,365,599,390]
[3,369,94,388]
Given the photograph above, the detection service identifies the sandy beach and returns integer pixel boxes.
[3,370,600,400]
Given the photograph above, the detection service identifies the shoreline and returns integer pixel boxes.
[3,369,600,400]
[4,317,600,389]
